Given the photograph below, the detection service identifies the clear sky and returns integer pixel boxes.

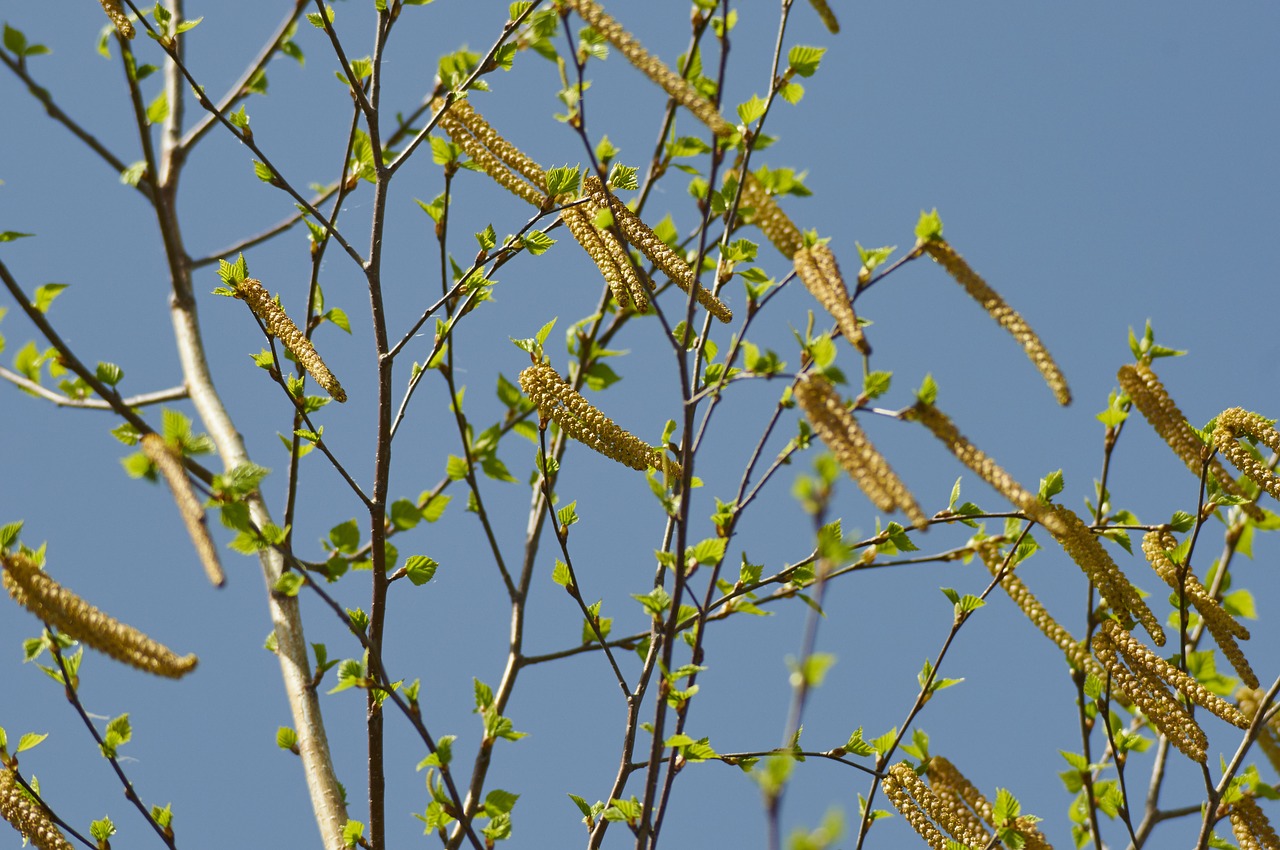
[1,2,1278,849]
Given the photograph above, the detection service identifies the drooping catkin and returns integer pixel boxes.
[560,0,734,137]
[920,758,993,847]
[919,237,1070,406]
[1046,506,1164,646]
[1215,407,1280,500]
[736,172,804,259]
[1230,794,1280,850]
[1098,618,1248,728]
[925,757,1053,850]
[0,768,72,850]
[977,542,1104,683]
[442,98,548,189]
[1,551,198,678]
[882,762,981,850]
[1237,688,1280,777]
[583,176,732,322]
[1092,624,1208,762]
[806,0,840,33]
[1116,364,1259,514]
[431,97,549,208]
[99,0,134,39]
[141,434,226,588]
[561,205,649,312]
[793,244,870,354]
[234,279,346,403]
[910,402,1059,533]
[1142,530,1256,687]
[519,362,681,478]
[794,375,925,528]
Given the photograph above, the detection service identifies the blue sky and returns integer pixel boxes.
[1,2,1278,848]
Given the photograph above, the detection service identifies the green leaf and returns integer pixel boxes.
[95,362,124,386]
[419,493,451,523]
[120,161,147,186]
[736,94,767,125]
[607,164,638,191]
[404,555,438,586]
[274,572,305,597]
[89,818,116,843]
[687,538,726,566]
[389,499,420,531]
[252,160,276,183]
[32,283,68,314]
[632,586,672,618]
[862,371,891,400]
[787,45,825,77]
[545,165,580,197]
[535,317,557,348]
[522,229,556,256]
[276,727,298,751]
[16,732,47,753]
[445,454,469,480]
[914,208,943,241]
[146,92,169,125]
[100,714,132,758]
[324,307,351,334]
[842,728,876,757]
[1038,469,1064,502]
[916,373,938,405]
[3,24,28,55]
[0,231,35,242]
[557,501,579,528]
[342,819,364,848]
[551,559,572,587]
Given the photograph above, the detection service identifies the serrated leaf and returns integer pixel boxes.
[404,555,438,586]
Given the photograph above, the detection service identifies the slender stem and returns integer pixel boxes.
[0,367,187,409]
[48,640,177,849]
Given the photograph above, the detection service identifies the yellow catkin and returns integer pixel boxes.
[977,542,1105,683]
[793,244,870,355]
[924,758,994,843]
[99,0,134,39]
[0,768,72,850]
[519,362,681,478]
[794,375,925,528]
[141,434,226,588]
[1142,530,1256,687]
[919,238,1070,406]
[1116,364,1261,516]
[432,99,548,208]
[736,172,805,259]
[561,0,734,137]
[926,758,1053,850]
[561,205,649,312]
[1092,625,1207,762]
[1,552,197,679]
[806,0,840,33]
[1237,688,1280,777]
[442,99,548,190]
[234,279,346,403]
[1230,795,1280,850]
[883,762,980,849]
[596,210,652,309]
[1215,407,1280,500]
[583,176,732,323]
[1100,619,1248,728]
[910,402,1061,534]
[1047,506,1164,647]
